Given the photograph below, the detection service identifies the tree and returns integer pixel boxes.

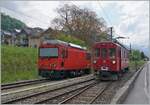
[1,13,26,32]
[130,50,141,61]
[141,51,145,60]
[52,4,108,47]
[129,50,142,70]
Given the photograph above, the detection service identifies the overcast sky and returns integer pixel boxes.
[0,1,149,56]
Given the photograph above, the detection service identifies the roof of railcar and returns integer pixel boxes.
[94,41,130,51]
[41,39,87,50]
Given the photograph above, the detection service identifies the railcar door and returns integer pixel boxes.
[108,47,117,71]
[118,47,121,71]
[61,48,68,68]
[100,47,109,71]
[93,47,101,70]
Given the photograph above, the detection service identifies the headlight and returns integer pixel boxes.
[93,60,97,64]
[112,60,116,64]
[53,64,56,67]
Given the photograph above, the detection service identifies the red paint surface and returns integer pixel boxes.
[38,43,91,71]
[93,41,129,72]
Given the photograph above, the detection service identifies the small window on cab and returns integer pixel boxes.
[109,48,116,59]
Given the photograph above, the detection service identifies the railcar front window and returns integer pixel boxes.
[109,48,116,59]
[95,48,100,57]
[101,48,107,58]
[40,48,58,57]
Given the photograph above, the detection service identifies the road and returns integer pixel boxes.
[123,61,150,104]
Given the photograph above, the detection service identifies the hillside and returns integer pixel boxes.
[1,45,39,83]
[1,13,26,31]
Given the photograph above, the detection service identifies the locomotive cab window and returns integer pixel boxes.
[39,48,58,57]
[109,48,116,59]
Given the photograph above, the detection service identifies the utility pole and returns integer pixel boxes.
[149,31,150,60]
[110,27,113,41]
[130,43,132,53]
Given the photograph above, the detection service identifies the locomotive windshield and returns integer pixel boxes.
[39,48,58,57]
[109,48,116,59]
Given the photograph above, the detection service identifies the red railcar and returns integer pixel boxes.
[38,40,91,79]
[93,41,129,80]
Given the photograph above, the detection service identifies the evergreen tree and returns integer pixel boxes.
[1,13,26,31]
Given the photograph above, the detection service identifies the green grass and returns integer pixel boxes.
[1,45,40,84]
[129,60,145,70]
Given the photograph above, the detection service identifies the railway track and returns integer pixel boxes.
[34,81,112,104]
[1,71,136,104]
[58,82,112,104]
[2,79,95,104]
[1,78,49,90]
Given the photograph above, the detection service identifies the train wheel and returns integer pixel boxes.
[80,70,84,76]
[69,71,75,78]
[84,69,90,74]
[118,72,122,77]
[60,71,65,79]
[78,70,82,76]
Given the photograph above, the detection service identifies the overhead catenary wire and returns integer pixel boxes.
[97,0,115,41]
[97,0,113,26]
[98,0,127,44]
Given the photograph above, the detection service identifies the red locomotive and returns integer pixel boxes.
[38,40,91,79]
[93,41,129,80]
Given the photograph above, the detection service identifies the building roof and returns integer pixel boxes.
[1,29,20,36]
[1,30,11,36]
[16,27,44,38]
